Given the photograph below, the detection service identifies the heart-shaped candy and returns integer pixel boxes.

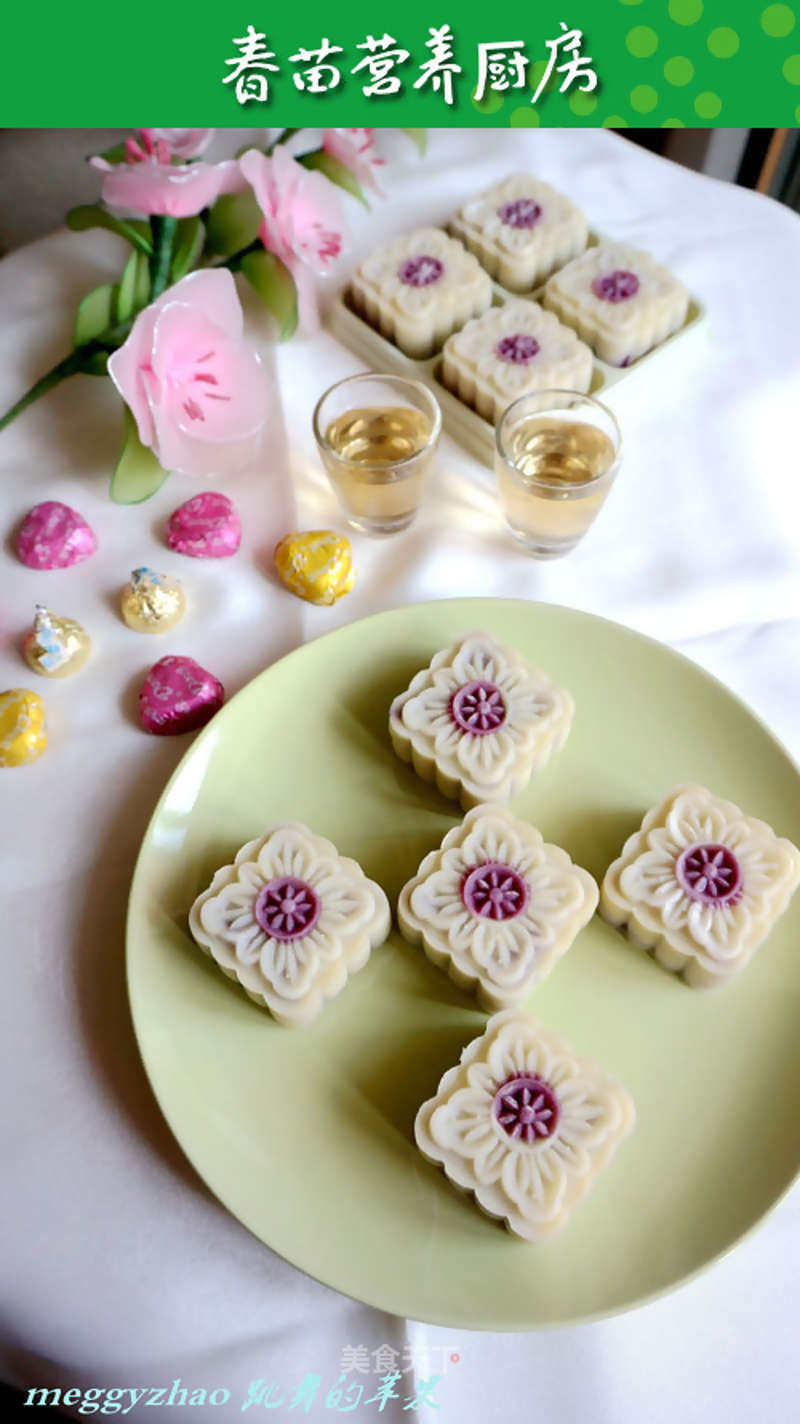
[138,656,224,736]
[274,530,356,606]
[0,688,47,767]
[15,501,97,570]
[166,492,242,559]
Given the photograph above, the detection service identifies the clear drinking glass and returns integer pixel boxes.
[495,389,622,558]
[313,373,442,535]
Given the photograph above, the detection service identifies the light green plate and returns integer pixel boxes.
[127,599,800,1329]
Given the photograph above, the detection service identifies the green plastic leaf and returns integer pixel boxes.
[170,216,205,282]
[116,251,150,322]
[110,407,169,504]
[298,150,368,207]
[78,349,110,376]
[93,140,128,165]
[73,284,116,347]
[205,191,262,257]
[402,129,428,156]
[240,250,298,341]
[66,205,153,256]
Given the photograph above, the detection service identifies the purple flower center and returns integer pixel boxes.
[450,680,507,735]
[254,876,321,940]
[493,1074,560,1143]
[495,333,541,365]
[498,199,543,230]
[675,843,742,907]
[462,862,529,920]
[591,269,640,303]
[398,255,444,288]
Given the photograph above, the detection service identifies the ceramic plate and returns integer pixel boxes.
[127,599,800,1329]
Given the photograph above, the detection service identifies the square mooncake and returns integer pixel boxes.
[542,242,690,366]
[389,630,574,809]
[189,823,390,1025]
[600,784,800,988]
[441,299,593,424]
[398,804,598,1009]
[415,1009,635,1242]
[348,227,493,358]
[448,174,589,292]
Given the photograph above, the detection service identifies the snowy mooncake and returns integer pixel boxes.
[543,242,690,366]
[600,784,800,988]
[415,1009,635,1242]
[448,174,589,292]
[398,804,598,1009]
[389,631,574,809]
[348,227,492,358]
[441,299,593,424]
[189,823,391,1025]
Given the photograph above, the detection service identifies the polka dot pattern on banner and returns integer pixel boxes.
[761,4,796,38]
[694,90,723,116]
[510,107,540,127]
[569,91,598,115]
[627,26,659,57]
[664,55,695,85]
[668,0,704,24]
[630,84,659,112]
[475,2,800,129]
[707,27,740,57]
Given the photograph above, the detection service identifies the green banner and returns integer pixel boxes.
[1,0,799,126]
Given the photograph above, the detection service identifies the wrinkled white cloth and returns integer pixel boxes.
[0,128,798,1424]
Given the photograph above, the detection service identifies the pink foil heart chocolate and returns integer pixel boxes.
[138,655,224,736]
[15,501,97,570]
[166,492,241,559]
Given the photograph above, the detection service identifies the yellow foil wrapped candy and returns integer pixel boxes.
[274,530,356,607]
[121,567,186,634]
[0,688,47,767]
[23,605,91,678]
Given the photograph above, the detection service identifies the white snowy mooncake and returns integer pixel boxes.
[543,242,689,366]
[189,823,390,1025]
[349,227,492,358]
[415,1009,635,1242]
[398,804,598,1009]
[600,784,800,988]
[448,174,588,292]
[389,631,574,809]
[441,299,593,424]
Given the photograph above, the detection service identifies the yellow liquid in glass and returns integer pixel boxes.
[496,416,617,553]
[322,406,434,532]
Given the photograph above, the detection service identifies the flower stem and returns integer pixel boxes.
[149,214,178,299]
[267,128,300,154]
[0,350,88,432]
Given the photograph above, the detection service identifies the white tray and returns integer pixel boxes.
[326,231,707,468]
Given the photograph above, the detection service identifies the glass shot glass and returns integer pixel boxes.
[312,373,442,535]
[494,390,622,558]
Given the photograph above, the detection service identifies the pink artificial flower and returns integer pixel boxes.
[149,128,215,160]
[90,129,243,218]
[239,146,348,332]
[322,129,385,195]
[108,269,270,479]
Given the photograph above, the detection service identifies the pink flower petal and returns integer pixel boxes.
[96,158,244,218]
[108,269,270,479]
[150,128,215,159]
[240,146,348,279]
[322,128,385,195]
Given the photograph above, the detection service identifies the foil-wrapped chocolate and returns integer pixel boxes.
[274,530,356,607]
[0,688,47,767]
[23,605,91,678]
[121,567,186,634]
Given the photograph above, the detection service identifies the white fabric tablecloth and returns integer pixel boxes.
[1,128,799,1422]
